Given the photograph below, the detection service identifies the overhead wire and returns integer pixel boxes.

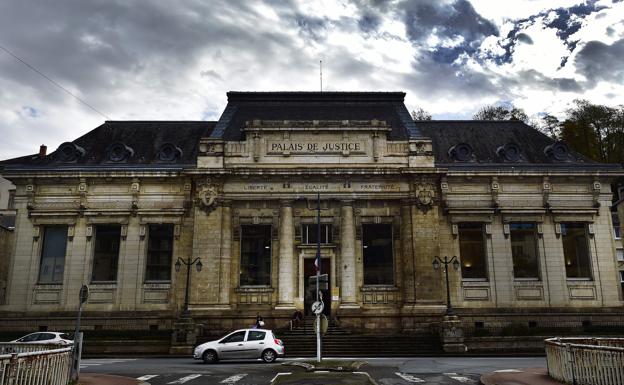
[0,44,111,120]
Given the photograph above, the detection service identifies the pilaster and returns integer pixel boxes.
[277,200,295,308]
[340,200,358,307]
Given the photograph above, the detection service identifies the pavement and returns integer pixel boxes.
[80,367,568,385]
[79,373,143,385]
[480,367,565,385]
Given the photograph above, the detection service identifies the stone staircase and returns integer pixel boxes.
[277,316,442,357]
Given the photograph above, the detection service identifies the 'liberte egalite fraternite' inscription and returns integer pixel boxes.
[266,140,365,154]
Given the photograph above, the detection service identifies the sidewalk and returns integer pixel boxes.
[480,367,564,385]
[79,373,144,385]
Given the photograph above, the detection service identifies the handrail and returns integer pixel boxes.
[0,345,73,385]
[545,337,624,385]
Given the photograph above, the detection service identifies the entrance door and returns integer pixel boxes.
[304,258,331,317]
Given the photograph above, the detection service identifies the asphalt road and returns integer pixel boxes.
[80,356,546,384]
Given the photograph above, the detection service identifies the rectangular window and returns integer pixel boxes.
[620,271,624,293]
[617,249,624,262]
[302,223,332,244]
[510,223,540,279]
[145,224,174,281]
[561,222,592,279]
[240,225,271,286]
[612,212,621,239]
[458,223,488,279]
[363,224,394,285]
[38,226,68,284]
[91,225,121,282]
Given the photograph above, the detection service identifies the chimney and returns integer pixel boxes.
[39,144,47,158]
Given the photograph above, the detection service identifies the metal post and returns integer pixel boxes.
[183,258,191,318]
[444,257,453,316]
[176,257,202,319]
[432,256,458,316]
[70,285,88,382]
[316,192,322,363]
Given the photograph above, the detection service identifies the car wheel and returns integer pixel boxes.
[202,350,218,364]
[261,349,277,363]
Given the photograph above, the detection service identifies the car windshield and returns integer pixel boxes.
[60,333,71,340]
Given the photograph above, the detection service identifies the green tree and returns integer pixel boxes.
[560,100,624,163]
[473,104,528,123]
[539,114,561,139]
[411,107,432,120]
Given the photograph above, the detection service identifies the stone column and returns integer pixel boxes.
[340,200,358,307]
[277,200,295,308]
[218,201,232,306]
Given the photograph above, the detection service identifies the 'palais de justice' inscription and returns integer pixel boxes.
[268,141,362,153]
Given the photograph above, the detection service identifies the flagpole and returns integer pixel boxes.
[316,192,322,363]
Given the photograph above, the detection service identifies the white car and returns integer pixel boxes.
[12,332,73,345]
[194,329,284,363]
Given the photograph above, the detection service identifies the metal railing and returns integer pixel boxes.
[0,346,72,385]
[545,337,624,385]
[0,343,67,355]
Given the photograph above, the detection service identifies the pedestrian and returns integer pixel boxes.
[291,310,303,329]
[255,314,264,329]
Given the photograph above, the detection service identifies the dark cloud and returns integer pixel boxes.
[402,0,498,63]
[0,0,297,112]
[492,0,607,66]
[200,70,222,80]
[358,12,381,33]
[575,38,624,83]
[403,53,500,99]
[516,33,533,45]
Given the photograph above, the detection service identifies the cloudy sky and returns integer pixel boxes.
[1,0,623,159]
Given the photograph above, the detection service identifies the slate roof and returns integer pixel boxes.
[210,91,420,140]
[0,121,215,170]
[0,93,620,172]
[417,120,616,168]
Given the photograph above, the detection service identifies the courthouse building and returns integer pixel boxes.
[1,91,623,336]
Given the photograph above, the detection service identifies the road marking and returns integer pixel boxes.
[137,375,159,381]
[494,369,522,373]
[167,374,202,384]
[395,372,425,383]
[270,372,291,383]
[220,374,248,383]
[449,375,475,383]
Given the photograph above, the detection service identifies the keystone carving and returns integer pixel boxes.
[414,181,436,213]
[196,179,222,213]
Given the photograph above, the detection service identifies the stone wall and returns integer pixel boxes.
[0,225,14,304]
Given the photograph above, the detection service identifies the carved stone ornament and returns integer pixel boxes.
[414,182,436,212]
[197,185,219,213]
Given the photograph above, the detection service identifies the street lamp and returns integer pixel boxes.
[175,257,202,318]
[432,256,460,316]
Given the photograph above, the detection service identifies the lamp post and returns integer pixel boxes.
[175,257,202,318]
[432,256,460,316]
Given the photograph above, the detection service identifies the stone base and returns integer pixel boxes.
[171,317,200,349]
[440,315,467,353]
[169,345,194,355]
[442,343,468,353]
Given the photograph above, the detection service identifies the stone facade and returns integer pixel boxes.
[1,92,623,338]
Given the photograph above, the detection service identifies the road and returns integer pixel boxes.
[80,356,546,384]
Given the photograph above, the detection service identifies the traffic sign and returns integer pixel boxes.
[314,314,329,336]
[311,301,324,315]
